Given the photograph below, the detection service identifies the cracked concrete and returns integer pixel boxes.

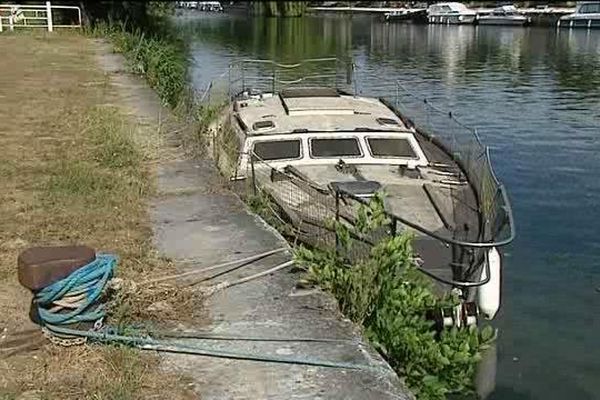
[95,39,412,400]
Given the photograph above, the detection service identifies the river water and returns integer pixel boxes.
[178,14,600,400]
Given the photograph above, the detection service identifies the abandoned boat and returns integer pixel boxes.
[214,59,515,325]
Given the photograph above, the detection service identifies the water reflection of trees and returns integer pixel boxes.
[176,15,352,61]
[178,15,600,94]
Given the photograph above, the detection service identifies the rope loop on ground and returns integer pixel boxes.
[35,254,117,329]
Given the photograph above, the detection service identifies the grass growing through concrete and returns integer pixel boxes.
[0,33,195,399]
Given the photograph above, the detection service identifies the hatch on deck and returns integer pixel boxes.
[282,97,357,116]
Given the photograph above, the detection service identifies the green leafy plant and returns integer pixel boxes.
[294,193,496,399]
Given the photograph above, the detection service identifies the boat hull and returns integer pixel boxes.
[428,15,476,25]
[384,10,428,23]
[558,16,600,28]
[478,17,529,26]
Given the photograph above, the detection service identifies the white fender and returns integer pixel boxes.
[478,247,502,320]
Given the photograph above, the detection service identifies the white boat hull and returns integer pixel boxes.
[478,17,529,26]
[428,15,476,24]
[558,15,600,28]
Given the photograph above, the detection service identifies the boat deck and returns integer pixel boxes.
[235,89,406,135]
[233,87,486,290]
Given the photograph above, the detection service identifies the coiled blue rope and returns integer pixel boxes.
[35,254,117,327]
[33,254,373,371]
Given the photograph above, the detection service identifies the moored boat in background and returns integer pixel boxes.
[478,5,530,26]
[558,1,600,28]
[427,2,477,25]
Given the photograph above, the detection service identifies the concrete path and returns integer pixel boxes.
[96,40,411,400]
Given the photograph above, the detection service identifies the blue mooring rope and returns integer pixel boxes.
[35,254,117,326]
[35,254,372,371]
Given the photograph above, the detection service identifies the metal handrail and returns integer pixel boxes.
[247,146,513,250]
[0,2,81,32]
[228,57,351,97]
[248,152,499,288]
[387,81,515,246]
[394,80,485,147]
[226,58,514,250]
[335,186,514,249]
[230,57,339,69]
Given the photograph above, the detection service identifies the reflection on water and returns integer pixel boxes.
[177,14,600,400]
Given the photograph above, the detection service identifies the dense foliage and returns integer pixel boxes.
[294,193,496,399]
[105,23,187,108]
[84,2,188,109]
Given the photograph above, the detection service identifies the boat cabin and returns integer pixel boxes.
[230,88,429,177]
[491,5,520,16]
[558,1,600,27]
[427,2,476,16]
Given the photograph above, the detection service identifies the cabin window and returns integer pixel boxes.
[252,139,301,161]
[310,138,362,158]
[367,138,417,159]
[580,3,600,14]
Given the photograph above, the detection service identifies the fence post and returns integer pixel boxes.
[0,15,3,32]
[46,1,53,32]
[9,14,13,31]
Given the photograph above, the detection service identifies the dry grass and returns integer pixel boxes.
[0,33,198,399]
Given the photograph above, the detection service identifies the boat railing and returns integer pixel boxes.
[227,58,355,98]
[381,80,515,249]
[0,3,82,32]
[216,58,514,265]
[244,150,505,287]
[245,149,513,249]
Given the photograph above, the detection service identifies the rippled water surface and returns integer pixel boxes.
[179,14,600,399]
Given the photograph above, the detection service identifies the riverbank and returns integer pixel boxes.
[96,27,414,400]
[0,33,195,399]
[0,31,413,399]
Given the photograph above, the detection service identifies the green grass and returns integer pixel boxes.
[89,21,188,109]
[294,194,496,399]
[89,108,142,170]
[44,107,147,208]
[0,32,196,400]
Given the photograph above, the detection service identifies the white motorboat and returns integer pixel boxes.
[478,5,530,26]
[558,1,600,28]
[427,2,477,25]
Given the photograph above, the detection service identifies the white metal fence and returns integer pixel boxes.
[0,2,81,32]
